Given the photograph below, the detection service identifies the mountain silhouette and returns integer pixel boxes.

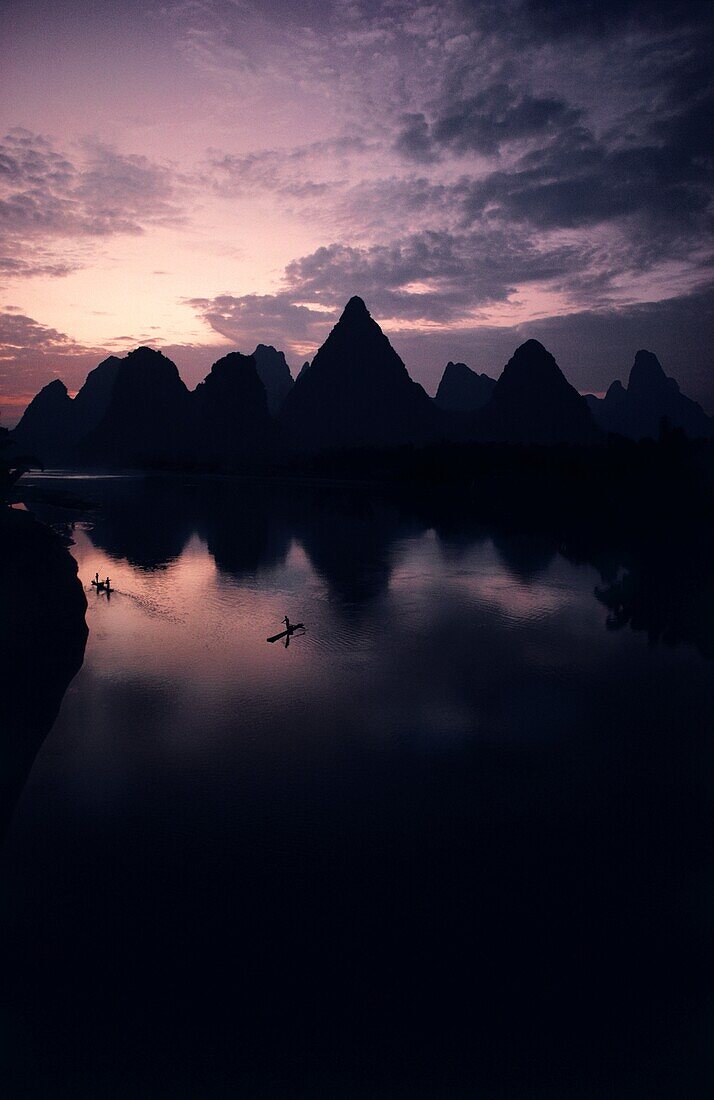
[434,361,496,413]
[475,339,599,444]
[72,355,122,437]
[297,360,311,379]
[12,356,123,465]
[11,311,712,469]
[12,379,74,464]
[251,344,294,414]
[193,352,273,463]
[76,347,192,466]
[280,296,439,450]
[587,350,713,440]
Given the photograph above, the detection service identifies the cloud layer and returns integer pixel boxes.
[1,0,713,414]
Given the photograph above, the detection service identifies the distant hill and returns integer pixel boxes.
[586,350,713,440]
[280,296,440,450]
[434,361,496,413]
[475,340,599,444]
[251,344,294,414]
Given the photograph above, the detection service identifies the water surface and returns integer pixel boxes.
[2,475,711,1097]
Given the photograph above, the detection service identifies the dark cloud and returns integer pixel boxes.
[186,293,332,354]
[461,119,713,237]
[396,85,582,161]
[0,129,182,277]
[188,223,592,354]
[394,114,438,164]
[515,0,711,40]
[0,310,75,351]
[387,0,714,289]
[282,227,589,319]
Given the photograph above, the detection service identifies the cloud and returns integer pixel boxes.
[0,309,107,411]
[514,0,711,41]
[0,129,183,278]
[461,111,714,239]
[186,221,596,363]
[282,227,590,319]
[394,114,438,164]
[395,85,582,161]
[186,292,333,356]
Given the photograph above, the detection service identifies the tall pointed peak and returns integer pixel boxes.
[501,339,563,383]
[341,295,370,320]
[628,349,667,392]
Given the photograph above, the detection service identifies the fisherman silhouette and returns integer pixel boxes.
[267,615,305,645]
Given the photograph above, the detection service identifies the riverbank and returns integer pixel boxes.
[0,506,88,835]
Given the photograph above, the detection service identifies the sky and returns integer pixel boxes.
[1,0,713,423]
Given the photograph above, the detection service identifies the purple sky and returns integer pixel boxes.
[1,0,713,423]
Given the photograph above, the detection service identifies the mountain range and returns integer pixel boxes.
[11,297,713,469]
[584,350,712,440]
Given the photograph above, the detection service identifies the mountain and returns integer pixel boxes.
[587,350,713,440]
[434,361,496,413]
[251,345,293,414]
[476,339,599,444]
[72,356,122,437]
[12,379,75,465]
[76,347,192,466]
[280,297,439,450]
[297,361,311,378]
[193,352,272,463]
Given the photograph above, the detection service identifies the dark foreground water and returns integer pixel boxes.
[1,475,712,1097]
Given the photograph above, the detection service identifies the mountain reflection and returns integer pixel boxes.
[68,474,714,657]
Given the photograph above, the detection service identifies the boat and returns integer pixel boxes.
[267,619,304,643]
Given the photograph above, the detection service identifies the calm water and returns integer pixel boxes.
[1,475,712,1097]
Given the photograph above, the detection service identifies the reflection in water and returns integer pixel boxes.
[1,475,712,1097]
